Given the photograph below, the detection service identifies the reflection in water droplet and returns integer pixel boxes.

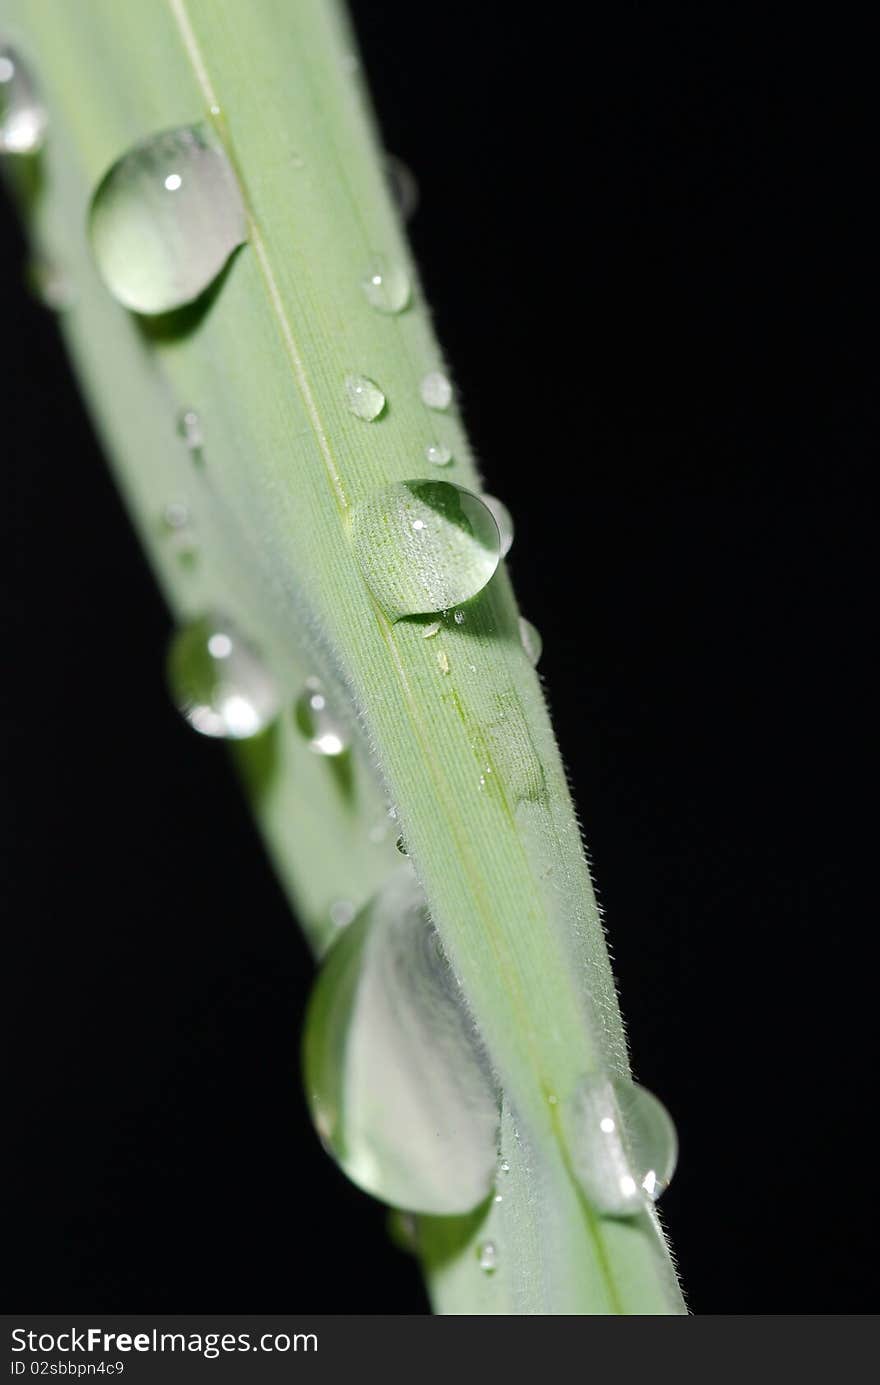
[344,374,385,421]
[178,408,204,452]
[351,480,501,618]
[361,260,410,314]
[420,371,452,410]
[0,47,47,155]
[386,154,419,221]
[562,1075,678,1217]
[294,678,350,757]
[453,609,465,625]
[482,494,514,558]
[89,124,247,315]
[425,443,452,467]
[478,1242,498,1274]
[519,616,543,667]
[303,867,500,1213]
[167,615,279,739]
[395,834,408,855]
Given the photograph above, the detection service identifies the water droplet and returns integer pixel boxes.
[28,258,75,312]
[478,1242,498,1274]
[178,408,204,452]
[422,621,441,639]
[519,616,543,667]
[294,678,350,757]
[89,124,247,315]
[482,494,514,558]
[162,501,190,531]
[453,609,465,625]
[361,259,410,314]
[494,1193,503,1204]
[167,615,279,740]
[386,155,419,221]
[329,899,356,930]
[303,867,500,1213]
[344,374,385,421]
[499,1159,510,1173]
[425,443,452,467]
[420,371,452,411]
[0,47,47,155]
[351,480,501,618]
[395,834,408,855]
[562,1075,678,1217]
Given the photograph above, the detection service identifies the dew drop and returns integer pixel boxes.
[519,616,543,667]
[453,609,465,625]
[351,480,501,618]
[482,494,514,558]
[386,154,419,221]
[478,1242,498,1274]
[162,501,190,531]
[178,408,204,453]
[167,615,279,740]
[562,1075,678,1217]
[361,259,410,314]
[28,258,75,312]
[420,370,452,411]
[303,867,500,1213]
[88,124,247,315]
[344,374,385,421]
[329,899,356,930]
[425,443,452,467]
[499,1159,510,1174]
[0,47,47,156]
[395,834,408,855]
[294,678,350,757]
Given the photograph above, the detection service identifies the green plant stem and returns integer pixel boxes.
[1,0,686,1313]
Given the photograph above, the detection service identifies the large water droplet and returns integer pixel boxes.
[386,155,419,221]
[167,615,279,740]
[420,370,453,410]
[519,616,543,667]
[351,480,501,618]
[303,866,500,1214]
[0,47,47,155]
[344,374,385,421]
[361,259,410,314]
[89,124,247,315]
[294,678,350,757]
[482,495,514,558]
[562,1075,678,1217]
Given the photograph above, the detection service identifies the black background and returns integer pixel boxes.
[2,3,874,1314]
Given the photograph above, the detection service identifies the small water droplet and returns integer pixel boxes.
[478,1241,498,1274]
[425,442,452,467]
[482,495,514,558]
[437,650,450,675]
[386,154,419,221]
[329,899,356,930]
[294,678,350,757]
[89,124,247,315]
[361,259,410,314]
[28,257,75,312]
[519,616,543,667]
[344,374,385,421]
[499,1159,510,1173]
[178,408,204,452]
[351,480,502,618]
[494,1193,503,1204]
[453,609,465,625]
[395,834,408,855]
[562,1075,678,1216]
[0,47,47,155]
[303,867,500,1214]
[420,370,452,411]
[167,615,279,739]
[162,501,190,531]
[422,621,441,639]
